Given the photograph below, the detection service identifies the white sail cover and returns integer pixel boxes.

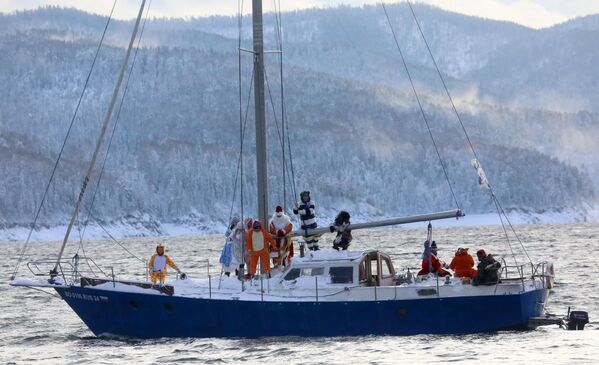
[471,159,490,189]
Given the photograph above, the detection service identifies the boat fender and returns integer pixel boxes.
[179,272,187,280]
[406,270,413,284]
[544,262,554,289]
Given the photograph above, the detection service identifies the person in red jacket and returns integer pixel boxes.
[417,240,451,277]
[449,248,477,278]
[246,220,276,278]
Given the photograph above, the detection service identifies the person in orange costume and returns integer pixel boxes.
[247,220,275,277]
[449,248,477,278]
[269,205,294,266]
[148,244,180,284]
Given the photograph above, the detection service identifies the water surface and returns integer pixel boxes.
[2,223,598,364]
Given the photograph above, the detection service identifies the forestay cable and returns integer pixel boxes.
[10,0,119,280]
[52,0,148,275]
[79,0,154,241]
[73,0,154,271]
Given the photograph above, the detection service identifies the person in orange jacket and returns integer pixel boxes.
[148,243,180,284]
[449,247,477,278]
[247,220,275,278]
[269,205,294,267]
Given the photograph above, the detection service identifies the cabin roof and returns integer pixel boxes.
[292,250,368,264]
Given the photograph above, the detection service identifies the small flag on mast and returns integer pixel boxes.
[471,159,490,189]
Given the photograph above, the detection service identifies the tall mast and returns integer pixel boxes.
[252,0,268,225]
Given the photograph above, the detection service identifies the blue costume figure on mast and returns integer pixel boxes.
[293,191,319,251]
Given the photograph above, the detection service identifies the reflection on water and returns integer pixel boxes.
[2,223,598,364]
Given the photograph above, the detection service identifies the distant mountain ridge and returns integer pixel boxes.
[0,5,597,234]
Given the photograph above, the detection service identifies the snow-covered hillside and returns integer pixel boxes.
[0,5,597,240]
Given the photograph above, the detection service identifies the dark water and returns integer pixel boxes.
[2,223,598,364]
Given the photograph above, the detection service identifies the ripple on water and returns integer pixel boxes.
[2,224,599,364]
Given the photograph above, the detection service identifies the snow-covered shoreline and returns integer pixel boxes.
[2,206,598,243]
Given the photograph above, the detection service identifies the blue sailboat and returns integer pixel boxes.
[10,0,554,338]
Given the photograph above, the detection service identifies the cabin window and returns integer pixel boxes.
[284,268,301,281]
[302,267,324,276]
[330,266,353,284]
[359,261,366,282]
[381,257,393,278]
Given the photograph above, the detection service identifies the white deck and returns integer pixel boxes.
[11,249,548,303]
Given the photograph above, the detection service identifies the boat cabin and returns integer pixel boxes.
[280,250,396,287]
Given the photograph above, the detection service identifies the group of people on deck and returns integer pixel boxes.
[417,240,502,285]
[219,190,325,280]
[218,205,293,280]
[149,190,343,284]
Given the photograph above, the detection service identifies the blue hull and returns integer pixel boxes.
[55,286,547,338]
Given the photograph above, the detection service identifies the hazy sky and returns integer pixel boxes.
[2,0,599,29]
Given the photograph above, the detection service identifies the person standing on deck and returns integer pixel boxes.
[231,219,246,277]
[219,217,241,277]
[269,205,294,266]
[293,191,319,251]
[148,243,180,284]
[246,221,275,279]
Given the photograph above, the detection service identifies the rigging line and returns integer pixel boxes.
[329,8,437,206]
[75,208,98,276]
[238,0,245,224]
[405,0,532,264]
[270,0,297,206]
[493,194,533,263]
[229,65,256,222]
[264,65,296,207]
[80,0,154,243]
[74,0,153,274]
[264,68,295,210]
[284,110,298,202]
[21,286,62,300]
[82,207,145,263]
[272,0,287,208]
[491,193,520,268]
[279,29,299,205]
[52,0,148,274]
[10,0,119,281]
[405,0,480,163]
[263,70,283,185]
[380,1,461,211]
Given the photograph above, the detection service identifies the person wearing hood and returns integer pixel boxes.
[472,249,501,285]
[219,217,241,277]
[293,191,319,251]
[329,210,352,251]
[246,220,276,278]
[269,205,294,266]
[449,247,477,279]
[417,240,451,277]
[148,243,180,284]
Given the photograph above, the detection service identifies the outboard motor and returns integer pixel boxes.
[567,310,589,330]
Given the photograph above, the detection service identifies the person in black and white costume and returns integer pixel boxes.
[293,191,319,251]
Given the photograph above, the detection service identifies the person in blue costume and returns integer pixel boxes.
[219,217,241,277]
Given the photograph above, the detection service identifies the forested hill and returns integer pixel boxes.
[0,5,597,233]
